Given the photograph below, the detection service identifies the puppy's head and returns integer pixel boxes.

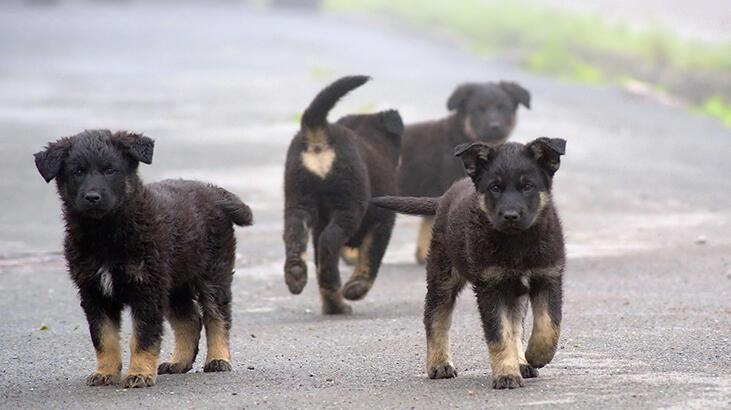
[336,109,404,152]
[34,129,154,219]
[455,137,565,234]
[447,81,530,144]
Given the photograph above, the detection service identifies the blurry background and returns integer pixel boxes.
[0,1,729,408]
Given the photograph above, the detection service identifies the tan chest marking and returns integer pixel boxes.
[301,144,335,179]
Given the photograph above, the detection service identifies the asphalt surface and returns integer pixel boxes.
[1,2,730,409]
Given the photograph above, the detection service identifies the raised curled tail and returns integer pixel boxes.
[371,196,440,216]
[301,75,371,132]
[215,190,253,226]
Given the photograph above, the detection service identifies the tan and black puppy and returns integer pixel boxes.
[34,130,253,388]
[283,76,403,314]
[398,81,531,264]
[373,137,566,389]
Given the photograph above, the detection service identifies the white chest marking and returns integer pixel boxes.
[98,267,114,297]
[301,146,335,179]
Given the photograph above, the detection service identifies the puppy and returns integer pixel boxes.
[373,137,566,389]
[283,75,403,314]
[398,81,531,263]
[34,130,253,388]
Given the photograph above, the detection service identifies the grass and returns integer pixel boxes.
[325,0,731,126]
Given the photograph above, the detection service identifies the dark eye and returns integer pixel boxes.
[104,168,117,176]
[489,184,502,194]
[523,183,535,193]
[72,168,85,177]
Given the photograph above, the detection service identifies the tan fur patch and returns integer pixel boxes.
[525,296,560,367]
[301,142,335,179]
[512,296,529,365]
[95,318,122,376]
[204,318,230,364]
[416,217,434,262]
[426,305,454,371]
[341,247,358,264]
[488,310,520,377]
[128,332,159,378]
[169,316,200,364]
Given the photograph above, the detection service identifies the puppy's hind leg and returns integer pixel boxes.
[283,207,311,294]
[316,210,359,314]
[424,244,465,379]
[199,279,234,373]
[415,216,434,265]
[343,211,395,301]
[158,287,202,375]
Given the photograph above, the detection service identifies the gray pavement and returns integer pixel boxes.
[0,2,730,409]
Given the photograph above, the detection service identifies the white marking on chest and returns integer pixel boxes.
[98,267,114,297]
[301,144,335,179]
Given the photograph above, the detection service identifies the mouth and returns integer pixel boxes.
[77,205,109,219]
[497,223,526,235]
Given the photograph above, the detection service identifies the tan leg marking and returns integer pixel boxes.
[416,217,434,264]
[204,318,230,364]
[340,246,359,265]
[487,310,521,379]
[343,231,375,301]
[526,294,560,368]
[319,287,352,315]
[513,297,528,366]
[86,317,122,386]
[426,305,454,373]
[123,329,159,388]
[169,316,201,365]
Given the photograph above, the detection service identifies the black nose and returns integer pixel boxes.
[502,210,520,222]
[489,122,501,130]
[84,192,101,204]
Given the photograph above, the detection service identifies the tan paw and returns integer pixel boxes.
[122,373,156,388]
[85,372,120,386]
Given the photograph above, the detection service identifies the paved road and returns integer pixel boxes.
[1,2,730,409]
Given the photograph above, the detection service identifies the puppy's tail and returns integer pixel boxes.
[301,75,371,134]
[371,196,440,216]
[215,196,253,227]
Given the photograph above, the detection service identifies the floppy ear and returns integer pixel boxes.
[525,137,566,177]
[380,109,404,137]
[111,131,155,164]
[454,142,495,181]
[447,83,478,112]
[34,138,72,183]
[499,81,531,109]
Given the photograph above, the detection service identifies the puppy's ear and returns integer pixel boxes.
[380,109,404,137]
[111,131,155,164]
[34,138,72,183]
[447,83,478,112]
[454,142,495,180]
[499,81,531,109]
[525,137,566,176]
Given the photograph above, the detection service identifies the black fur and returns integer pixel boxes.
[34,129,252,388]
[282,76,403,314]
[397,81,531,263]
[373,138,566,389]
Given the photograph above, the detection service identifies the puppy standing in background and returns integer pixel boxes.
[283,75,403,314]
[34,130,252,388]
[373,137,566,389]
[398,81,531,264]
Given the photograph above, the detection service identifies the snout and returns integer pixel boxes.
[84,191,101,205]
[496,209,530,234]
[74,189,113,218]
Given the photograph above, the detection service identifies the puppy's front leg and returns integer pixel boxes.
[124,295,163,388]
[80,291,123,386]
[526,276,562,368]
[283,207,311,294]
[475,281,524,389]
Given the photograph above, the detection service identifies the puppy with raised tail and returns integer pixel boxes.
[34,130,253,388]
[373,137,566,389]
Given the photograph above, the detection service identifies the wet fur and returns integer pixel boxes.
[34,130,252,388]
[282,76,403,314]
[373,138,566,389]
[398,81,530,263]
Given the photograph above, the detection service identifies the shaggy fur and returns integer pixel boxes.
[282,75,403,314]
[373,137,566,389]
[398,81,531,263]
[34,130,253,388]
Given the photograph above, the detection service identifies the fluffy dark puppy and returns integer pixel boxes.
[373,137,566,389]
[283,75,403,314]
[398,81,531,264]
[34,130,253,388]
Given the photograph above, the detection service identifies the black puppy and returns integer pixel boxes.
[398,81,531,264]
[283,76,403,314]
[373,137,566,389]
[34,130,252,388]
